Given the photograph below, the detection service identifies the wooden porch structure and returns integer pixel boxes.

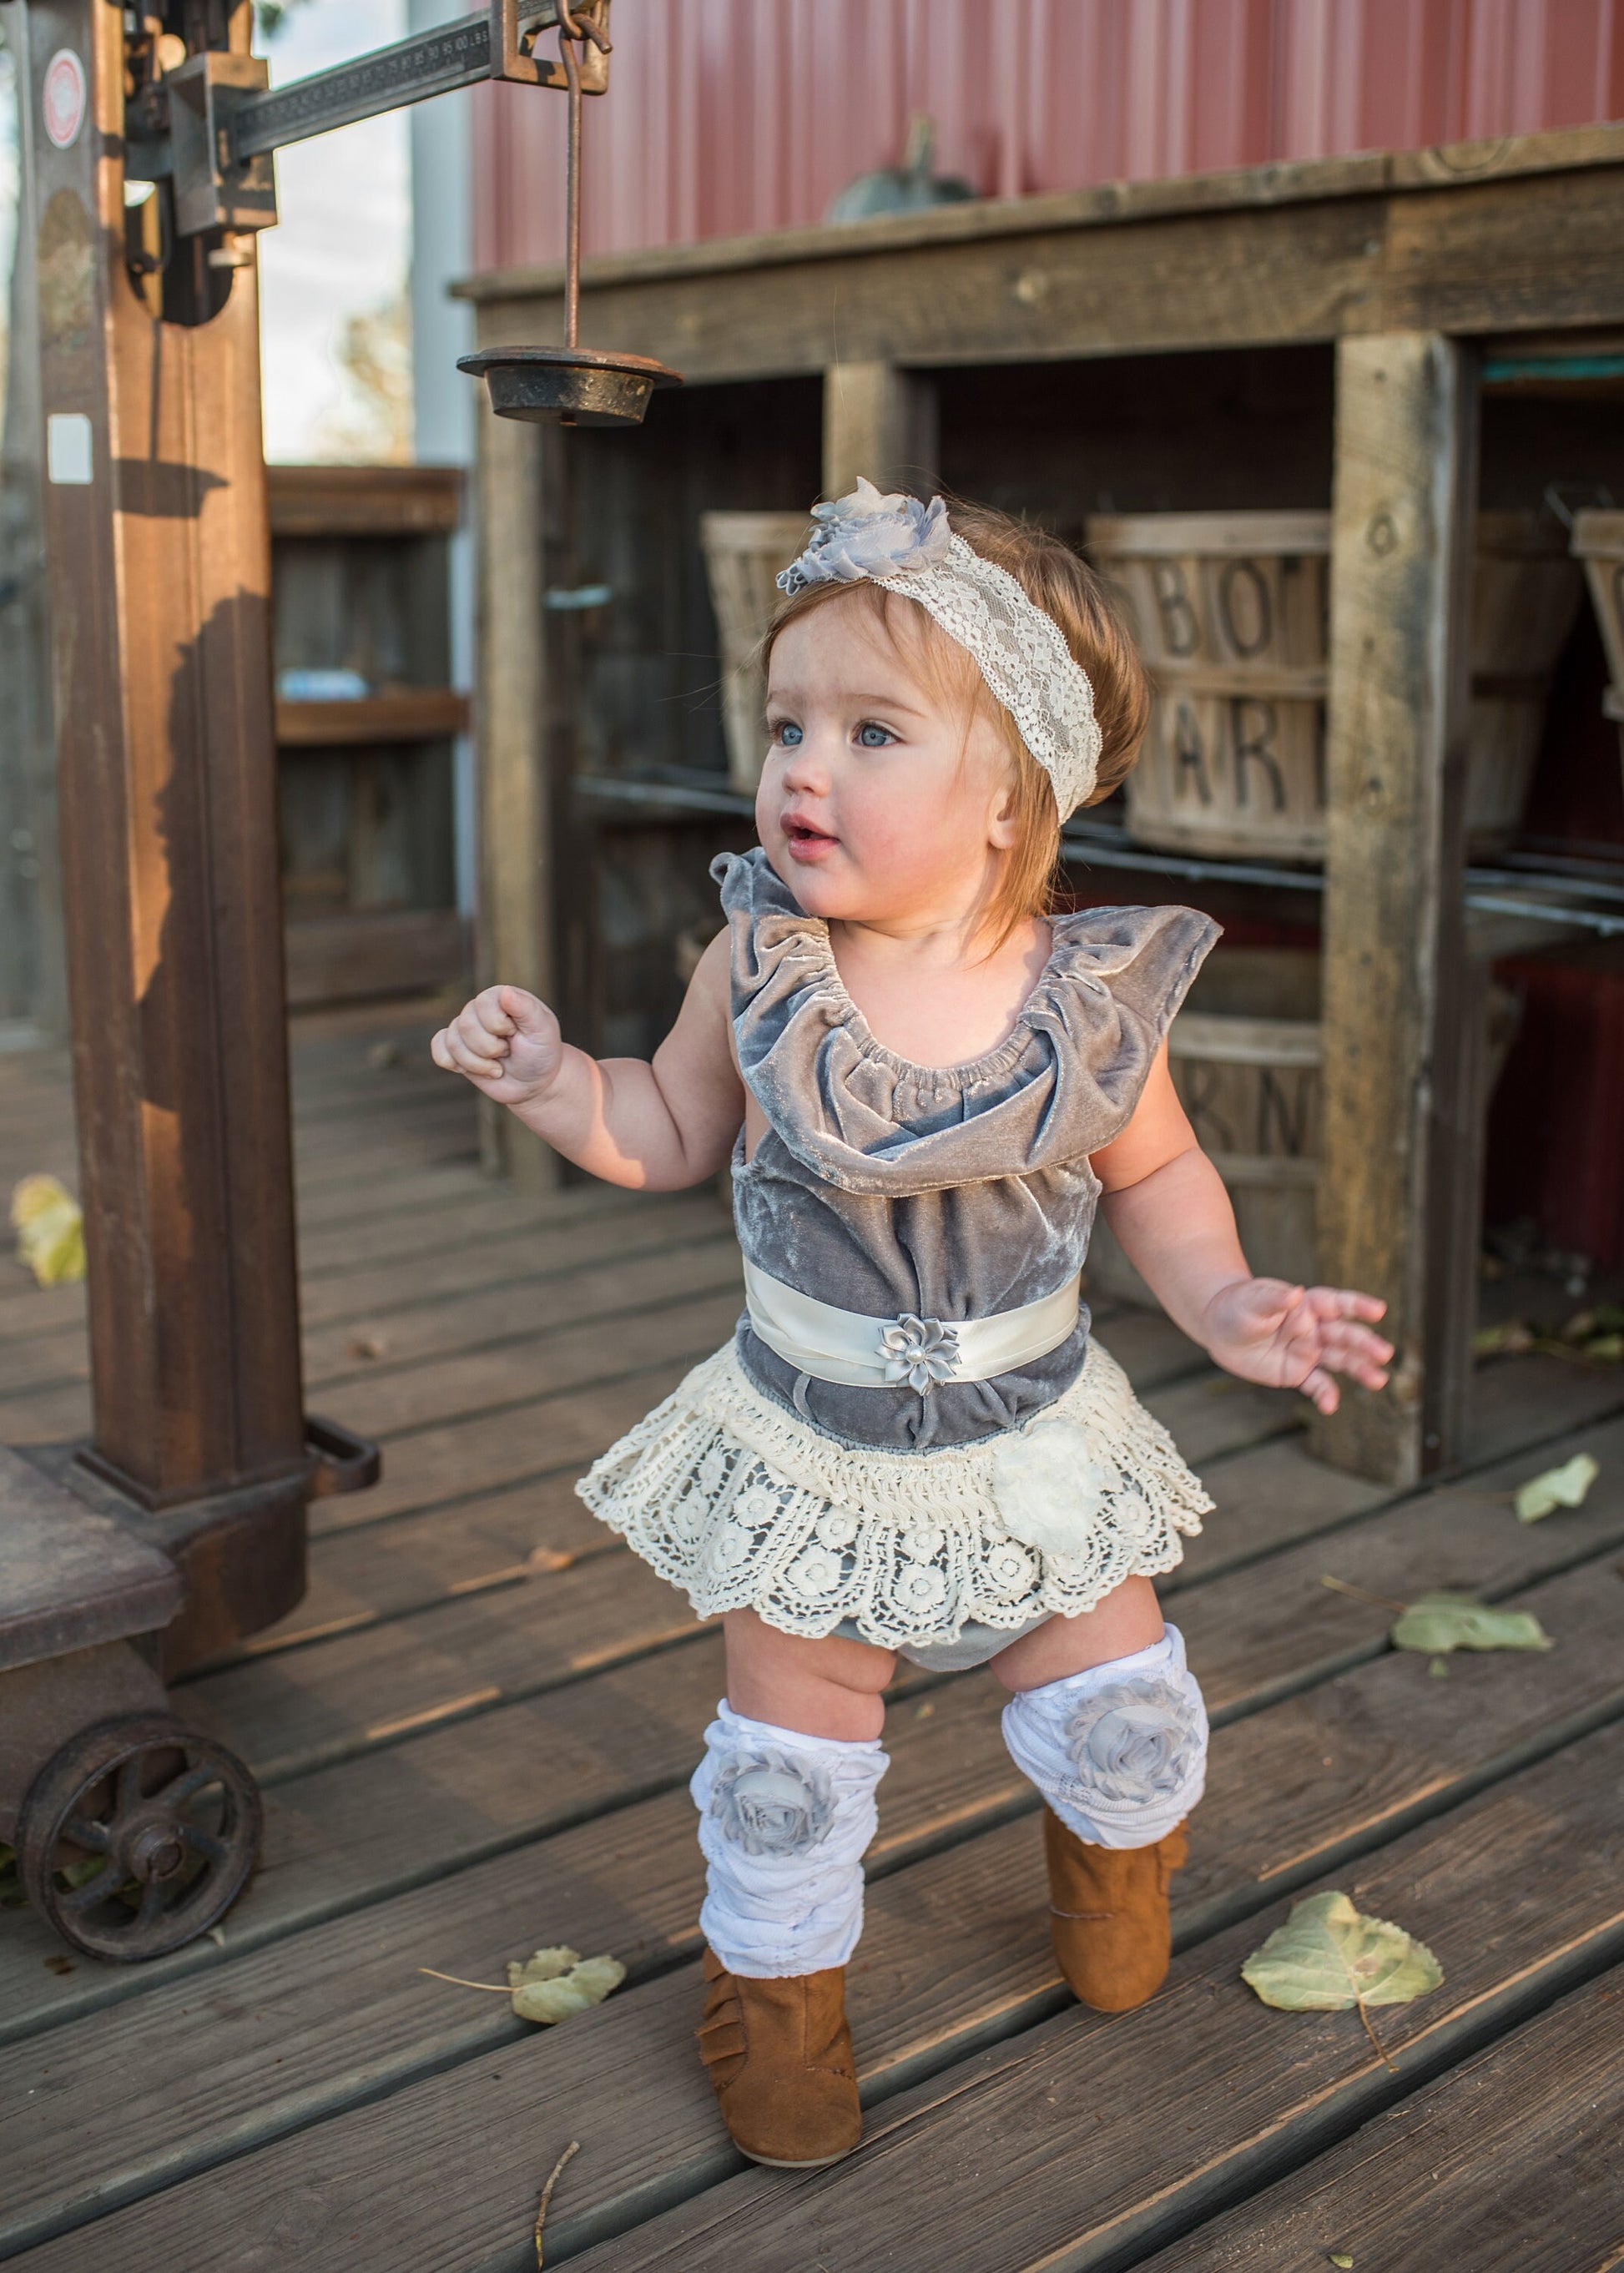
[462,118,1624,1489]
[0,1006,1620,2267]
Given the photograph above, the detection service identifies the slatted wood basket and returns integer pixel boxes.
[1570,510,1624,790]
[700,512,809,793]
[1086,510,1582,861]
[1085,947,1517,1304]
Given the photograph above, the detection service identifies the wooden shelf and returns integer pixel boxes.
[267,465,465,540]
[282,907,465,1008]
[275,691,469,748]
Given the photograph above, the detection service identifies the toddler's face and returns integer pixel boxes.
[758,595,1017,929]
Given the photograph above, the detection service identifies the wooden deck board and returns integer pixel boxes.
[1138,1964,1624,2272]
[557,1715,1624,2273]
[3,1026,1617,2273]
[7,1517,1621,2257]
[11,1642,1621,2270]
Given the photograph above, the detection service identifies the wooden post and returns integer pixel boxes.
[474,399,559,1192]
[1311,332,1480,1486]
[23,0,308,1659]
[821,361,937,497]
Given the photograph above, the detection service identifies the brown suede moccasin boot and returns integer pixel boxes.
[697,1946,863,2167]
[1043,1808,1188,2012]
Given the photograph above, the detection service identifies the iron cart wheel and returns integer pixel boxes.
[17,1713,262,1962]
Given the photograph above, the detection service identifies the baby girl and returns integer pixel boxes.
[432,483,1391,2170]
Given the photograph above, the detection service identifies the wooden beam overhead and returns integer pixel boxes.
[467,129,1624,387]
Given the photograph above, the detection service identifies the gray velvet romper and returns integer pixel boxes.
[578,849,1220,1662]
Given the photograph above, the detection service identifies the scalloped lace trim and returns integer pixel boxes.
[576,1338,1212,1648]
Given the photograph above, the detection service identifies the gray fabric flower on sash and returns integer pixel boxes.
[709,1747,837,1857]
[880,1313,961,1394]
[778,478,952,595]
[1064,1678,1203,1808]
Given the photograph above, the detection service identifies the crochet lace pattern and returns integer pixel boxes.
[577,1337,1212,1649]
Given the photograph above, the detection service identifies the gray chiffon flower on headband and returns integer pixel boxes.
[778,477,952,594]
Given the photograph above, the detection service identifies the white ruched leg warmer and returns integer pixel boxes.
[691,1700,890,1978]
[1000,1625,1208,1848]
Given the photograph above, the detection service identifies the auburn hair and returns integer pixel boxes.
[761,499,1149,950]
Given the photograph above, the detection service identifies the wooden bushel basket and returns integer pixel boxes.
[1570,510,1624,796]
[1087,511,1582,861]
[700,512,809,793]
[1086,947,1518,1305]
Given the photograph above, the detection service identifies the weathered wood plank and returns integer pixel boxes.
[0,1214,739,1403]
[290,1286,746,1445]
[292,1177,660,1279]
[179,1552,707,1783]
[1137,1963,1624,2272]
[6,1473,1610,2218]
[822,361,938,496]
[472,141,1624,388]
[12,1622,1621,2270]
[476,403,557,1196]
[1313,330,1478,1486]
[557,1710,1624,2273]
[296,1198,731,1336]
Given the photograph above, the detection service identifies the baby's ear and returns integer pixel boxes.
[986,776,1022,849]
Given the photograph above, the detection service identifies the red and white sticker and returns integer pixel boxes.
[43,49,88,151]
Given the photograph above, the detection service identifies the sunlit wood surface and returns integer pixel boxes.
[1,1005,1620,2271]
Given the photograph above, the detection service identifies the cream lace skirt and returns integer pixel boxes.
[576,1335,1212,1651]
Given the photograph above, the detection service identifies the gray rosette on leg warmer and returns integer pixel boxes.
[1001,1625,1208,1848]
[692,1701,889,1977]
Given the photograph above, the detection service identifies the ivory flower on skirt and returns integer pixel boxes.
[989,1419,1136,1559]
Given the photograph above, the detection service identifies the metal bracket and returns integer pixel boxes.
[165,53,278,237]
[489,0,610,89]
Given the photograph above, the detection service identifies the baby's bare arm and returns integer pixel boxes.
[1092,1046,1391,1414]
[431,931,744,1190]
[1091,1047,1249,1340]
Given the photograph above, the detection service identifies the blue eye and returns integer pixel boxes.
[774,721,803,747]
[856,723,895,748]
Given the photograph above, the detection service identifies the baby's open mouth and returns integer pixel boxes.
[784,818,837,854]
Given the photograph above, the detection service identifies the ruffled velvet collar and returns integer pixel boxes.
[714,849,1218,1196]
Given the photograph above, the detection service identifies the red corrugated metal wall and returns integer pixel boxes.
[474,0,1624,272]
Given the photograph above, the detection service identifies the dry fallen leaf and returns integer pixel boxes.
[1389,1591,1551,1655]
[1514,1453,1600,1524]
[421,1944,626,2027]
[10,1174,85,1287]
[1243,1890,1443,2068]
[509,1950,626,2024]
[346,1332,391,1362]
[527,1546,575,1574]
[1243,1891,1443,2013]
[1472,1318,1535,1358]
[1329,2255,1354,2269]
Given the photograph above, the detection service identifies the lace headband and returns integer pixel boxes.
[775,478,1102,819]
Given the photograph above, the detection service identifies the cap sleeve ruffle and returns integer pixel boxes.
[711,849,1218,1197]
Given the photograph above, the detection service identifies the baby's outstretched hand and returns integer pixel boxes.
[1198,1278,1392,1416]
[431,985,563,1105]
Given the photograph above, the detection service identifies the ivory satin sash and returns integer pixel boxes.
[743,1258,1082,1392]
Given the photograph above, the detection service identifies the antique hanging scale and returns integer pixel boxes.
[458,0,683,426]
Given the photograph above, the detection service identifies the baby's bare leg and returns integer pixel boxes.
[722,1607,895,1741]
[986,1574,1164,1694]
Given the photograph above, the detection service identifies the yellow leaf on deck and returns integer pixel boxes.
[10,1175,85,1287]
[1514,1453,1600,1524]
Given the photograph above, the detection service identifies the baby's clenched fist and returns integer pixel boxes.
[431,985,563,1104]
